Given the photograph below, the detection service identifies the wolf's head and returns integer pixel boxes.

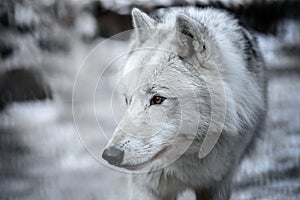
[102,8,246,172]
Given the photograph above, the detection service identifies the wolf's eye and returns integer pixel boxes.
[150,95,166,105]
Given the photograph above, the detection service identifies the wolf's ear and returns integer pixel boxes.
[175,14,215,65]
[132,8,156,42]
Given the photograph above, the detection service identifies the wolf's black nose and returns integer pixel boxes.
[102,146,124,166]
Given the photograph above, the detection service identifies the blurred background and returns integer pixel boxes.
[0,0,300,199]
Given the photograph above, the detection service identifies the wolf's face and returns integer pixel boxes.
[102,51,202,171]
[102,8,225,171]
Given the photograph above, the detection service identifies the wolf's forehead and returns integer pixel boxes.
[123,29,177,74]
[121,53,181,95]
[123,49,173,77]
[122,56,168,86]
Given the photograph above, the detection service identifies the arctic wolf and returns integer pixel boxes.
[102,7,266,200]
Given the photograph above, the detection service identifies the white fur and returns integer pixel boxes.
[104,7,267,200]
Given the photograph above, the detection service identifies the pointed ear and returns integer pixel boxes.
[132,8,155,29]
[175,14,216,65]
[132,8,156,42]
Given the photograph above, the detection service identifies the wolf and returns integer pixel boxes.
[102,7,267,200]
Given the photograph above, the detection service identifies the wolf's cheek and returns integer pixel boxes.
[148,106,168,133]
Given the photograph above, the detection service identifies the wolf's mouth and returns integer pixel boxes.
[119,146,169,171]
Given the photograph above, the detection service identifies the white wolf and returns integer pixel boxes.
[102,7,267,200]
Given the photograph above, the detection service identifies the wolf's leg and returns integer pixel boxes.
[130,181,178,200]
[195,187,213,199]
[162,194,177,200]
[195,184,230,200]
[129,183,157,200]
[130,184,178,200]
[195,170,233,200]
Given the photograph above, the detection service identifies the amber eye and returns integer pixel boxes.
[150,95,166,105]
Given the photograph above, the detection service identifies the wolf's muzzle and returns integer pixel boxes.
[102,146,124,166]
